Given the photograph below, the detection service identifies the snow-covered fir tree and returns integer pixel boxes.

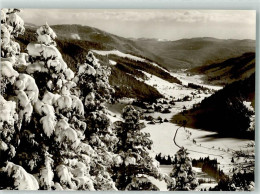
[20,22,97,190]
[1,8,202,191]
[243,101,255,133]
[1,8,40,190]
[0,10,119,190]
[169,147,198,191]
[112,105,163,190]
[73,51,120,190]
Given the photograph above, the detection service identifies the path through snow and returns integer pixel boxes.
[141,73,252,174]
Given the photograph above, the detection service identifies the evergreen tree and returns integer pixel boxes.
[73,51,119,190]
[169,147,198,191]
[112,105,162,190]
[1,8,39,190]
[0,11,118,190]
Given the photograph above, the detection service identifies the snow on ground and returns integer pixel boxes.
[170,71,222,91]
[142,96,252,174]
[147,175,168,191]
[109,60,117,66]
[70,33,80,40]
[106,98,134,122]
[151,62,168,72]
[96,52,194,99]
[92,49,168,72]
[138,70,219,100]
[195,183,218,191]
[160,165,172,175]
[160,165,217,191]
[141,71,195,99]
[137,71,252,174]
[106,112,121,123]
[107,72,252,176]
[157,38,169,42]
[92,50,146,62]
[193,167,217,187]
[126,73,143,82]
[106,68,253,189]
[141,91,252,175]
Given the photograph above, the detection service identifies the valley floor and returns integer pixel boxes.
[142,100,253,174]
[107,71,254,190]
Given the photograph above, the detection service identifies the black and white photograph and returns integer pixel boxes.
[0,8,256,191]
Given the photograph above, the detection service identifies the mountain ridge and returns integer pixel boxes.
[23,23,255,71]
[16,24,255,101]
[171,73,255,139]
[189,52,255,86]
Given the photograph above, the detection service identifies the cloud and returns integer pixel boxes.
[20,9,255,25]
[81,10,255,25]
[19,9,255,40]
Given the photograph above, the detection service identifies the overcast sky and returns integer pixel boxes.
[20,9,256,40]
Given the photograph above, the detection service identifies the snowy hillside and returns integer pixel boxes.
[107,69,255,191]
[92,50,147,62]
[0,10,165,191]
[1,8,255,192]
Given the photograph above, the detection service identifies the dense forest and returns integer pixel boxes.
[172,73,255,139]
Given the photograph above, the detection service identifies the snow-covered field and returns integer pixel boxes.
[140,73,252,175]
[92,49,168,72]
[142,71,190,98]
[92,50,146,62]
[106,98,134,122]
[70,33,81,40]
[170,71,222,91]
[107,72,253,176]
[160,165,218,191]
[142,102,252,174]
[103,52,254,189]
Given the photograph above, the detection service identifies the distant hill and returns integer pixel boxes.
[135,37,255,70]
[190,52,255,85]
[92,54,166,102]
[19,24,170,71]
[16,24,178,101]
[22,24,255,71]
[16,24,255,101]
[172,73,255,139]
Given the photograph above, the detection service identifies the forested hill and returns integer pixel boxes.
[172,73,255,139]
[190,52,255,86]
[21,24,255,70]
[134,37,255,70]
[16,24,179,101]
